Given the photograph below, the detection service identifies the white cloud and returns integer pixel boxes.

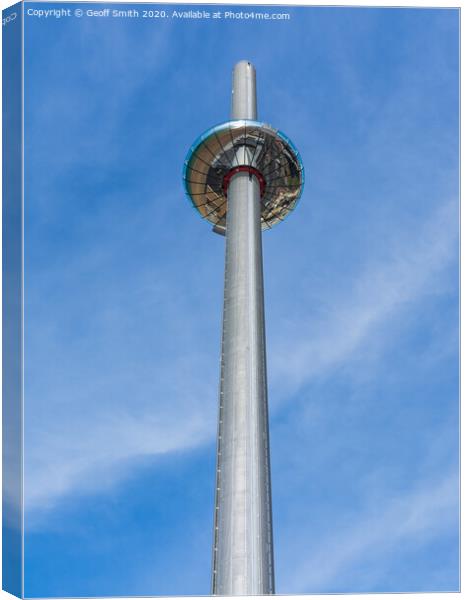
[268,198,458,400]
[26,398,213,511]
[24,347,218,516]
[283,468,458,593]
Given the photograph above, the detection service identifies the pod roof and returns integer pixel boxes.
[183,120,304,232]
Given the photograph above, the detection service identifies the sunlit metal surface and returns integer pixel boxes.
[212,170,275,595]
[183,120,304,232]
[183,60,304,596]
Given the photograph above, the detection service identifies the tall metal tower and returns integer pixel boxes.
[183,61,304,595]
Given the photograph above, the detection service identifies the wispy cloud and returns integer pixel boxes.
[26,415,209,512]
[25,357,215,509]
[24,230,221,514]
[283,468,458,593]
[25,349,217,513]
[268,198,458,401]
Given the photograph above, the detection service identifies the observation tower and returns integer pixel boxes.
[183,61,304,595]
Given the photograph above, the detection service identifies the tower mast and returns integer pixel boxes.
[212,60,274,595]
[183,60,304,596]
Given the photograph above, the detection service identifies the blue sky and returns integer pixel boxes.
[22,4,459,596]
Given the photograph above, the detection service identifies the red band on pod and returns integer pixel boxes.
[222,166,266,197]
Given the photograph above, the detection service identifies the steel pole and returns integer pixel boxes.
[212,61,275,595]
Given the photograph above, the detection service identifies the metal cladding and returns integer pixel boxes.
[183,120,304,233]
[212,169,274,594]
[183,61,303,595]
